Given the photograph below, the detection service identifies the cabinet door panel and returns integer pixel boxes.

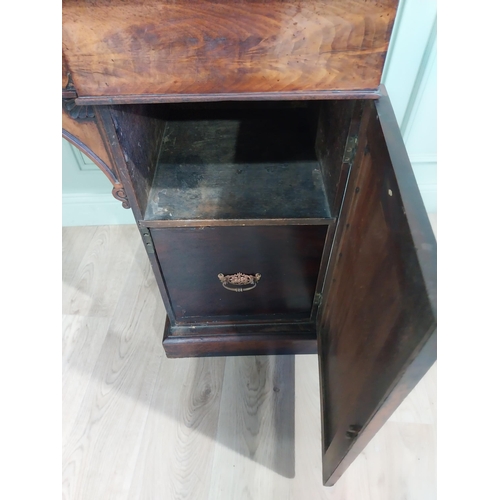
[318,87,436,486]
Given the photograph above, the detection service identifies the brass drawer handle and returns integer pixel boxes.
[218,273,261,292]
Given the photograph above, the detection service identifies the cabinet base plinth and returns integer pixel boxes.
[162,318,317,357]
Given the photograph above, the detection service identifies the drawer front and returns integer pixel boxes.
[63,0,397,98]
[151,225,328,322]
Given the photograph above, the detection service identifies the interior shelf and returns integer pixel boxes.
[144,104,332,221]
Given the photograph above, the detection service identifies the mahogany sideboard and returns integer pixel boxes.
[62,0,436,487]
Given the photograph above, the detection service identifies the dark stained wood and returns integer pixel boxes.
[163,318,317,358]
[94,107,145,221]
[93,109,178,324]
[143,218,335,229]
[317,91,436,486]
[62,89,78,99]
[169,321,316,336]
[315,100,364,216]
[75,90,381,106]
[310,223,337,321]
[63,0,398,98]
[152,225,328,322]
[107,105,166,218]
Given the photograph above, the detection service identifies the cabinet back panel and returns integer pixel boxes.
[151,225,328,322]
[63,0,397,97]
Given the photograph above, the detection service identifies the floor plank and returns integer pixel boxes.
[62,237,166,500]
[208,356,294,500]
[62,225,139,317]
[128,357,226,500]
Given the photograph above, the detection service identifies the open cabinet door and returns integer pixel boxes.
[317,86,437,486]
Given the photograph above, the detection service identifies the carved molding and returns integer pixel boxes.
[112,185,130,209]
[63,98,95,121]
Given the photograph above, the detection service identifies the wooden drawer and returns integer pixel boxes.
[151,225,328,322]
[62,0,398,101]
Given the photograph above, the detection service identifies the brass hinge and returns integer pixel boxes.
[342,135,358,164]
[139,226,155,254]
[313,293,323,307]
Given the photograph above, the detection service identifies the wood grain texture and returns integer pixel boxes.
[128,357,227,499]
[62,228,166,500]
[62,225,140,317]
[62,226,98,285]
[62,51,71,90]
[76,89,381,106]
[62,0,398,97]
[317,94,436,485]
[62,224,436,499]
[208,356,295,499]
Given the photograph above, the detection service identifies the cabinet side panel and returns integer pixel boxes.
[108,105,166,217]
[317,95,436,485]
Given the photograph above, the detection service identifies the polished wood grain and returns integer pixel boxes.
[62,221,436,499]
[76,89,381,106]
[62,0,398,98]
[317,92,436,485]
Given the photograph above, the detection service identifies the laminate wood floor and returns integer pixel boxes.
[62,215,437,500]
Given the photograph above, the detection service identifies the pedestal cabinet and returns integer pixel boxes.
[62,0,436,486]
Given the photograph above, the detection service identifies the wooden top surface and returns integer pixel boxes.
[62,0,398,101]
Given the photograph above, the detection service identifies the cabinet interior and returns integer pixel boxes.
[110,100,362,222]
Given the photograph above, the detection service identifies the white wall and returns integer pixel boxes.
[383,0,437,213]
[62,0,437,225]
